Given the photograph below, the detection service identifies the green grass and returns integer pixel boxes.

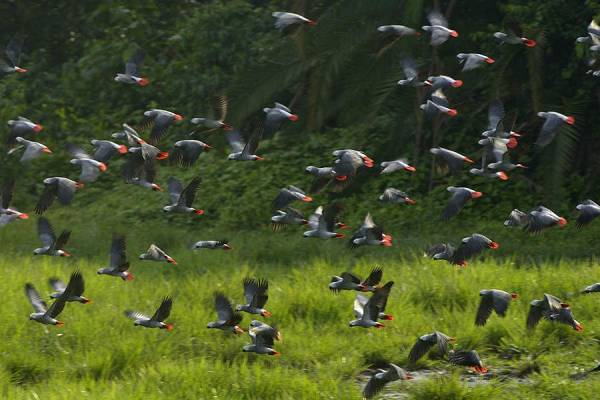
[2,221,600,399]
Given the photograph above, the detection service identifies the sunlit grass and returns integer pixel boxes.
[2,230,600,399]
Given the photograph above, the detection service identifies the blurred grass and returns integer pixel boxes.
[1,220,600,399]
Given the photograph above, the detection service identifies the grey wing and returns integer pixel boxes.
[285,207,304,220]
[435,331,452,355]
[254,326,277,348]
[214,292,234,322]
[492,291,511,316]
[79,162,101,183]
[341,272,362,285]
[151,297,172,322]
[66,143,90,159]
[272,189,295,210]
[442,190,470,220]
[214,95,228,122]
[430,90,449,108]
[68,271,85,296]
[251,279,269,308]
[363,375,386,399]
[46,295,68,318]
[25,283,47,313]
[5,37,24,66]
[35,183,58,214]
[93,142,118,163]
[243,129,262,156]
[110,235,128,269]
[461,56,481,71]
[461,234,490,257]
[363,296,380,322]
[48,277,67,293]
[371,281,393,312]
[121,152,145,182]
[275,102,291,113]
[53,230,71,251]
[439,150,465,174]
[243,277,259,305]
[126,50,144,76]
[1,179,14,209]
[402,56,419,80]
[536,116,562,147]
[430,29,450,46]
[0,213,18,227]
[321,204,341,232]
[488,99,505,131]
[449,350,480,366]
[408,336,435,363]
[125,310,150,321]
[21,143,44,162]
[363,267,383,287]
[307,207,322,229]
[56,179,77,205]
[525,211,556,234]
[475,293,494,325]
[333,152,362,176]
[526,300,544,329]
[427,10,448,28]
[37,217,56,247]
[226,131,245,153]
[150,113,173,144]
[577,204,600,227]
[180,177,201,207]
[504,209,528,227]
[167,177,183,205]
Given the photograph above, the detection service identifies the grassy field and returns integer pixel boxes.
[2,219,600,399]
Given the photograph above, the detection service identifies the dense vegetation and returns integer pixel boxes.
[0,0,599,231]
[1,1,600,399]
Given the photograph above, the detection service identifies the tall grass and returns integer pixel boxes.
[2,223,600,399]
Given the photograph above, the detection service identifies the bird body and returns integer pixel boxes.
[163,177,203,215]
[125,297,173,331]
[192,240,231,250]
[114,50,148,86]
[7,117,43,146]
[379,188,416,205]
[456,53,495,71]
[536,112,575,147]
[208,292,244,334]
[422,10,458,46]
[349,213,392,248]
[475,289,518,326]
[576,200,600,227]
[303,205,345,239]
[449,350,487,374]
[236,278,271,317]
[408,331,454,363]
[97,235,133,281]
[49,271,90,304]
[243,320,281,355]
[33,217,71,257]
[139,244,177,264]
[363,364,412,399]
[494,31,536,47]
[272,12,316,32]
[26,282,71,326]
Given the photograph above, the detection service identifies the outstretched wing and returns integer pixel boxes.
[25,283,47,313]
[151,297,172,322]
[180,177,201,207]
